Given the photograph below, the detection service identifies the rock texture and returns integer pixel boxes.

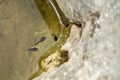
[33,0,120,80]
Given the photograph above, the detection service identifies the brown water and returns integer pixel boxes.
[0,0,53,80]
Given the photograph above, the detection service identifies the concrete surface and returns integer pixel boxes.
[33,0,120,80]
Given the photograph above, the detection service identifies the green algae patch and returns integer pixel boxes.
[28,0,71,80]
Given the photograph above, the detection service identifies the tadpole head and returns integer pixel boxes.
[51,34,58,41]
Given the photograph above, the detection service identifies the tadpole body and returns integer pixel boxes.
[34,36,46,45]
[28,47,38,51]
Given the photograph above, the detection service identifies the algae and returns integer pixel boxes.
[28,0,71,79]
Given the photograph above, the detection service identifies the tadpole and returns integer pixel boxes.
[34,36,46,45]
[52,34,58,41]
[28,47,38,51]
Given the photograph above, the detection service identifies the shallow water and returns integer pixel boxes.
[0,0,54,80]
[28,0,71,79]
